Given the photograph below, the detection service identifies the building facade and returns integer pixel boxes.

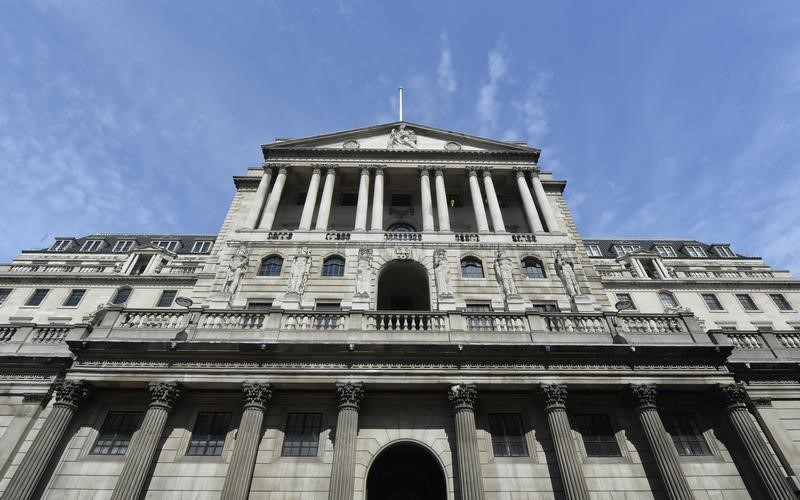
[0,121,798,499]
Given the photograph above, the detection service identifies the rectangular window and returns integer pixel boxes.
[191,241,212,254]
[714,246,735,258]
[25,289,49,307]
[655,245,678,258]
[531,302,560,313]
[50,239,72,252]
[153,240,179,252]
[112,240,135,253]
[685,246,706,258]
[701,293,724,311]
[282,413,322,456]
[130,254,152,276]
[663,414,711,456]
[0,288,11,306]
[613,244,640,257]
[736,294,759,311]
[81,240,104,252]
[586,245,602,257]
[488,413,528,457]
[575,414,621,457]
[91,411,142,455]
[720,326,738,332]
[770,294,793,311]
[187,412,232,456]
[391,193,411,207]
[340,193,358,206]
[447,194,461,208]
[315,302,341,329]
[157,290,177,308]
[615,293,637,310]
[465,302,492,312]
[466,302,493,329]
[247,301,273,310]
[63,289,86,307]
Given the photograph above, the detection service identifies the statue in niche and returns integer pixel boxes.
[433,249,453,297]
[113,261,124,273]
[554,249,580,298]
[287,247,312,295]
[223,245,249,295]
[493,248,518,297]
[354,247,372,298]
[387,123,418,149]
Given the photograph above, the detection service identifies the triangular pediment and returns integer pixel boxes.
[262,121,539,154]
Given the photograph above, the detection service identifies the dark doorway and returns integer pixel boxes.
[366,443,446,500]
[377,260,430,311]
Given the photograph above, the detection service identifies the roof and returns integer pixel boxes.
[25,234,217,255]
[582,239,755,259]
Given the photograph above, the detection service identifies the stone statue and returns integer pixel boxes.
[287,247,312,295]
[433,249,453,297]
[354,247,372,298]
[554,249,579,297]
[113,261,123,273]
[387,123,418,149]
[222,245,249,295]
[493,249,518,297]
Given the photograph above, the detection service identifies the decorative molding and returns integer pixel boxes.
[714,382,749,409]
[750,397,773,408]
[242,382,273,408]
[448,384,478,410]
[335,382,364,410]
[22,392,50,404]
[148,382,183,408]
[540,384,568,409]
[629,384,658,409]
[54,380,90,407]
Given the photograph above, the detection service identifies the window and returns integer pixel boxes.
[81,240,104,252]
[663,414,711,456]
[488,414,528,457]
[684,245,706,258]
[247,300,273,310]
[701,293,724,311]
[655,245,678,258]
[187,412,232,456]
[466,302,493,329]
[615,293,636,310]
[586,245,602,257]
[387,223,416,232]
[613,244,640,257]
[391,193,411,207]
[50,239,73,252]
[153,240,179,252]
[157,290,177,308]
[25,289,49,307]
[466,303,492,312]
[340,193,358,206]
[258,255,283,276]
[282,413,322,456]
[91,411,141,455]
[315,302,341,329]
[575,414,621,457]
[713,246,736,258]
[522,257,546,279]
[720,326,738,332]
[447,194,461,208]
[296,192,307,205]
[460,257,484,278]
[111,287,132,305]
[658,291,679,309]
[0,289,11,306]
[112,240,135,253]
[531,302,560,313]
[322,255,345,277]
[63,289,86,307]
[191,241,212,254]
[736,294,759,311]
[770,294,794,311]
[639,259,664,279]
[129,254,152,275]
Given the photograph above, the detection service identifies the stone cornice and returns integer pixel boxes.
[598,279,800,291]
[0,274,200,286]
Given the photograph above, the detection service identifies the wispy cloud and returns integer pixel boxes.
[476,45,507,134]
[437,33,457,94]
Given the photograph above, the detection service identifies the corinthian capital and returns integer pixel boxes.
[54,380,91,408]
[714,383,749,410]
[629,384,658,410]
[148,382,183,409]
[540,384,568,410]
[336,382,364,410]
[242,383,273,408]
[448,384,478,410]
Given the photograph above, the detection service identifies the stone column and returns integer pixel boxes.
[354,166,371,231]
[433,167,451,232]
[419,166,435,232]
[629,385,694,500]
[714,384,795,499]
[370,166,385,231]
[1,381,90,500]
[514,167,544,232]
[481,168,506,233]
[258,165,289,231]
[540,385,589,500]
[530,171,560,232]
[448,384,486,500]
[244,165,273,229]
[111,382,183,500]
[466,167,490,233]
[298,166,322,230]
[220,383,273,500]
[315,165,337,231]
[328,383,364,500]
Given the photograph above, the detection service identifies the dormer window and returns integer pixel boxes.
[112,240,135,253]
[191,241,213,254]
[153,240,179,252]
[654,245,677,258]
[50,240,73,252]
[586,245,602,257]
[684,246,706,258]
[613,244,639,257]
[713,246,735,258]
[81,240,104,252]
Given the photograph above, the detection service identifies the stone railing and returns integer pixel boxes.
[511,233,536,243]
[325,231,351,241]
[710,330,800,362]
[197,311,267,330]
[266,231,293,240]
[617,315,685,334]
[366,311,448,331]
[454,233,480,242]
[464,313,528,332]
[542,313,609,334]
[385,232,422,242]
[119,311,186,329]
[283,312,348,330]
[6,264,114,274]
[0,327,18,342]
[31,327,70,343]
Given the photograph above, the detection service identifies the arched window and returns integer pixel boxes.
[460,257,484,278]
[322,255,346,277]
[522,257,546,279]
[387,223,416,232]
[258,255,283,276]
[658,290,679,309]
[111,286,132,305]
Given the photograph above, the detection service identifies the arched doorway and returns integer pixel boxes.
[366,442,446,500]
[377,260,430,311]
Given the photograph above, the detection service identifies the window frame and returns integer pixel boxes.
[50,239,73,252]
[246,300,273,310]
[521,257,546,279]
[574,413,623,458]
[24,288,50,307]
[80,240,104,252]
[460,257,485,279]
[185,412,233,457]
[769,294,794,312]
[111,287,132,305]
[615,292,637,310]
[662,413,713,457]
[90,410,142,456]
[654,245,678,258]
[112,240,135,253]
[257,255,283,277]
[735,293,759,312]
[152,240,179,252]
[488,413,529,458]
[321,255,346,277]
[281,412,323,457]
[156,290,177,308]
[658,290,679,310]
[613,244,640,257]
[684,245,707,258]
[0,288,12,307]
[191,241,213,254]
[701,293,724,312]
[585,245,602,257]
[713,246,735,258]
[62,289,87,307]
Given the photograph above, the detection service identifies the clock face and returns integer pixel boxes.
[445,141,462,151]
[343,140,360,150]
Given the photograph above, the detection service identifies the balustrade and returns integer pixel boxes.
[198,312,267,330]
[283,312,347,330]
[0,327,17,342]
[119,311,185,329]
[617,316,686,334]
[31,327,69,343]
[326,231,351,241]
[776,332,800,348]
[454,233,480,242]
[465,313,527,332]
[727,333,764,349]
[511,233,536,243]
[543,314,608,333]
[265,231,293,240]
[384,232,422,242]
[367,312,447,331]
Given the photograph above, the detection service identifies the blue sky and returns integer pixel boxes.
[1,1,799,273]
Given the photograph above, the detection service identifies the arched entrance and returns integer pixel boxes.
[366,442,446,500]
[377,260,430,311]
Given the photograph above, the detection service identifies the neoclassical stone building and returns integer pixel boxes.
[0,122,798,499]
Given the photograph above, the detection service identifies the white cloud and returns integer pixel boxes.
[476,46,507,134]
[437,33,457,94]
[513,71,552,144]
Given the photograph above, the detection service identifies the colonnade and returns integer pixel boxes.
[246,163,560,233]
[3,382,793,500]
